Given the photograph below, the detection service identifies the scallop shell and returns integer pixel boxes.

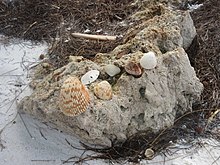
[94,81,112,100]
[104,64,121,77]
[125,61,142,77]
[59,76,90,117]
[81,70,100,85]
[140,51,157,69]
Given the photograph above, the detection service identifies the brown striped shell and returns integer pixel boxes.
[59,76,90,117]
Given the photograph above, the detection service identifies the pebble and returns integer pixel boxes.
[104,64,121,77]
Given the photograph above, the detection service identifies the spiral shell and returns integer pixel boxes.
[59,76,90,117]
[94,81,112,100]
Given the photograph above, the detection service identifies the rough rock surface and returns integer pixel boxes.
[18,2,203,146]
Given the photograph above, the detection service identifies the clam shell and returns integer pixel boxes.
[81,70,100,85]
[145,148,154,160]
[94,81,112,100]
[140,51,157,69]
[104,64,121,77]
[125,61,142,76]
[59,76,90,117]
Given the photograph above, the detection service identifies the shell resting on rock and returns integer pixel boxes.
[94,80,112,100]
[81,69,100,85]
[140,51,157,69]
[59,76,90,117]
[104,64,121,77]
[125,61,142,77]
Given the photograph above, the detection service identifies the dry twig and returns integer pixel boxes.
[71,33,117,41]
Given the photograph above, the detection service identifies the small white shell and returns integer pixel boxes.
[140,51,157,69]
[81,70,100,85]
[94,81,112,100]
[145,148,154,160]
[104,64,121,77]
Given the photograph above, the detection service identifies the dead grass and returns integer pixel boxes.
[0,0,138,67]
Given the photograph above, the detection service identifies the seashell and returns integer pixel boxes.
[104,64,121,77]
[69,55,83,62]
[125,61,142,77]
[59,76,90,117]
[145,148,154,160]
[94,81,112,100]
[140,51,157,69]
[81,70,100,85]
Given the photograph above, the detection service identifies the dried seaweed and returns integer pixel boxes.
[191,0,220,111]
[0,0,138,67]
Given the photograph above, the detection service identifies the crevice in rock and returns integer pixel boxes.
[137,113,145,126]
[186,35,199,67]
[139,87,146,98]
[120,105,128,112]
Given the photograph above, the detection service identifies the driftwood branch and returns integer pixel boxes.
[71,33,117,41]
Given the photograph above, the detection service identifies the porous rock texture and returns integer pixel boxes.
[18,2,203,146]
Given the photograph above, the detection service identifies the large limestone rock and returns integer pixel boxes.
[18,3,203,146]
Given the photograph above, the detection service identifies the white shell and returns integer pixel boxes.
[145,148,154,160]
[140,51,157,69]
[81,70,100,85]
[104,64,121,77]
